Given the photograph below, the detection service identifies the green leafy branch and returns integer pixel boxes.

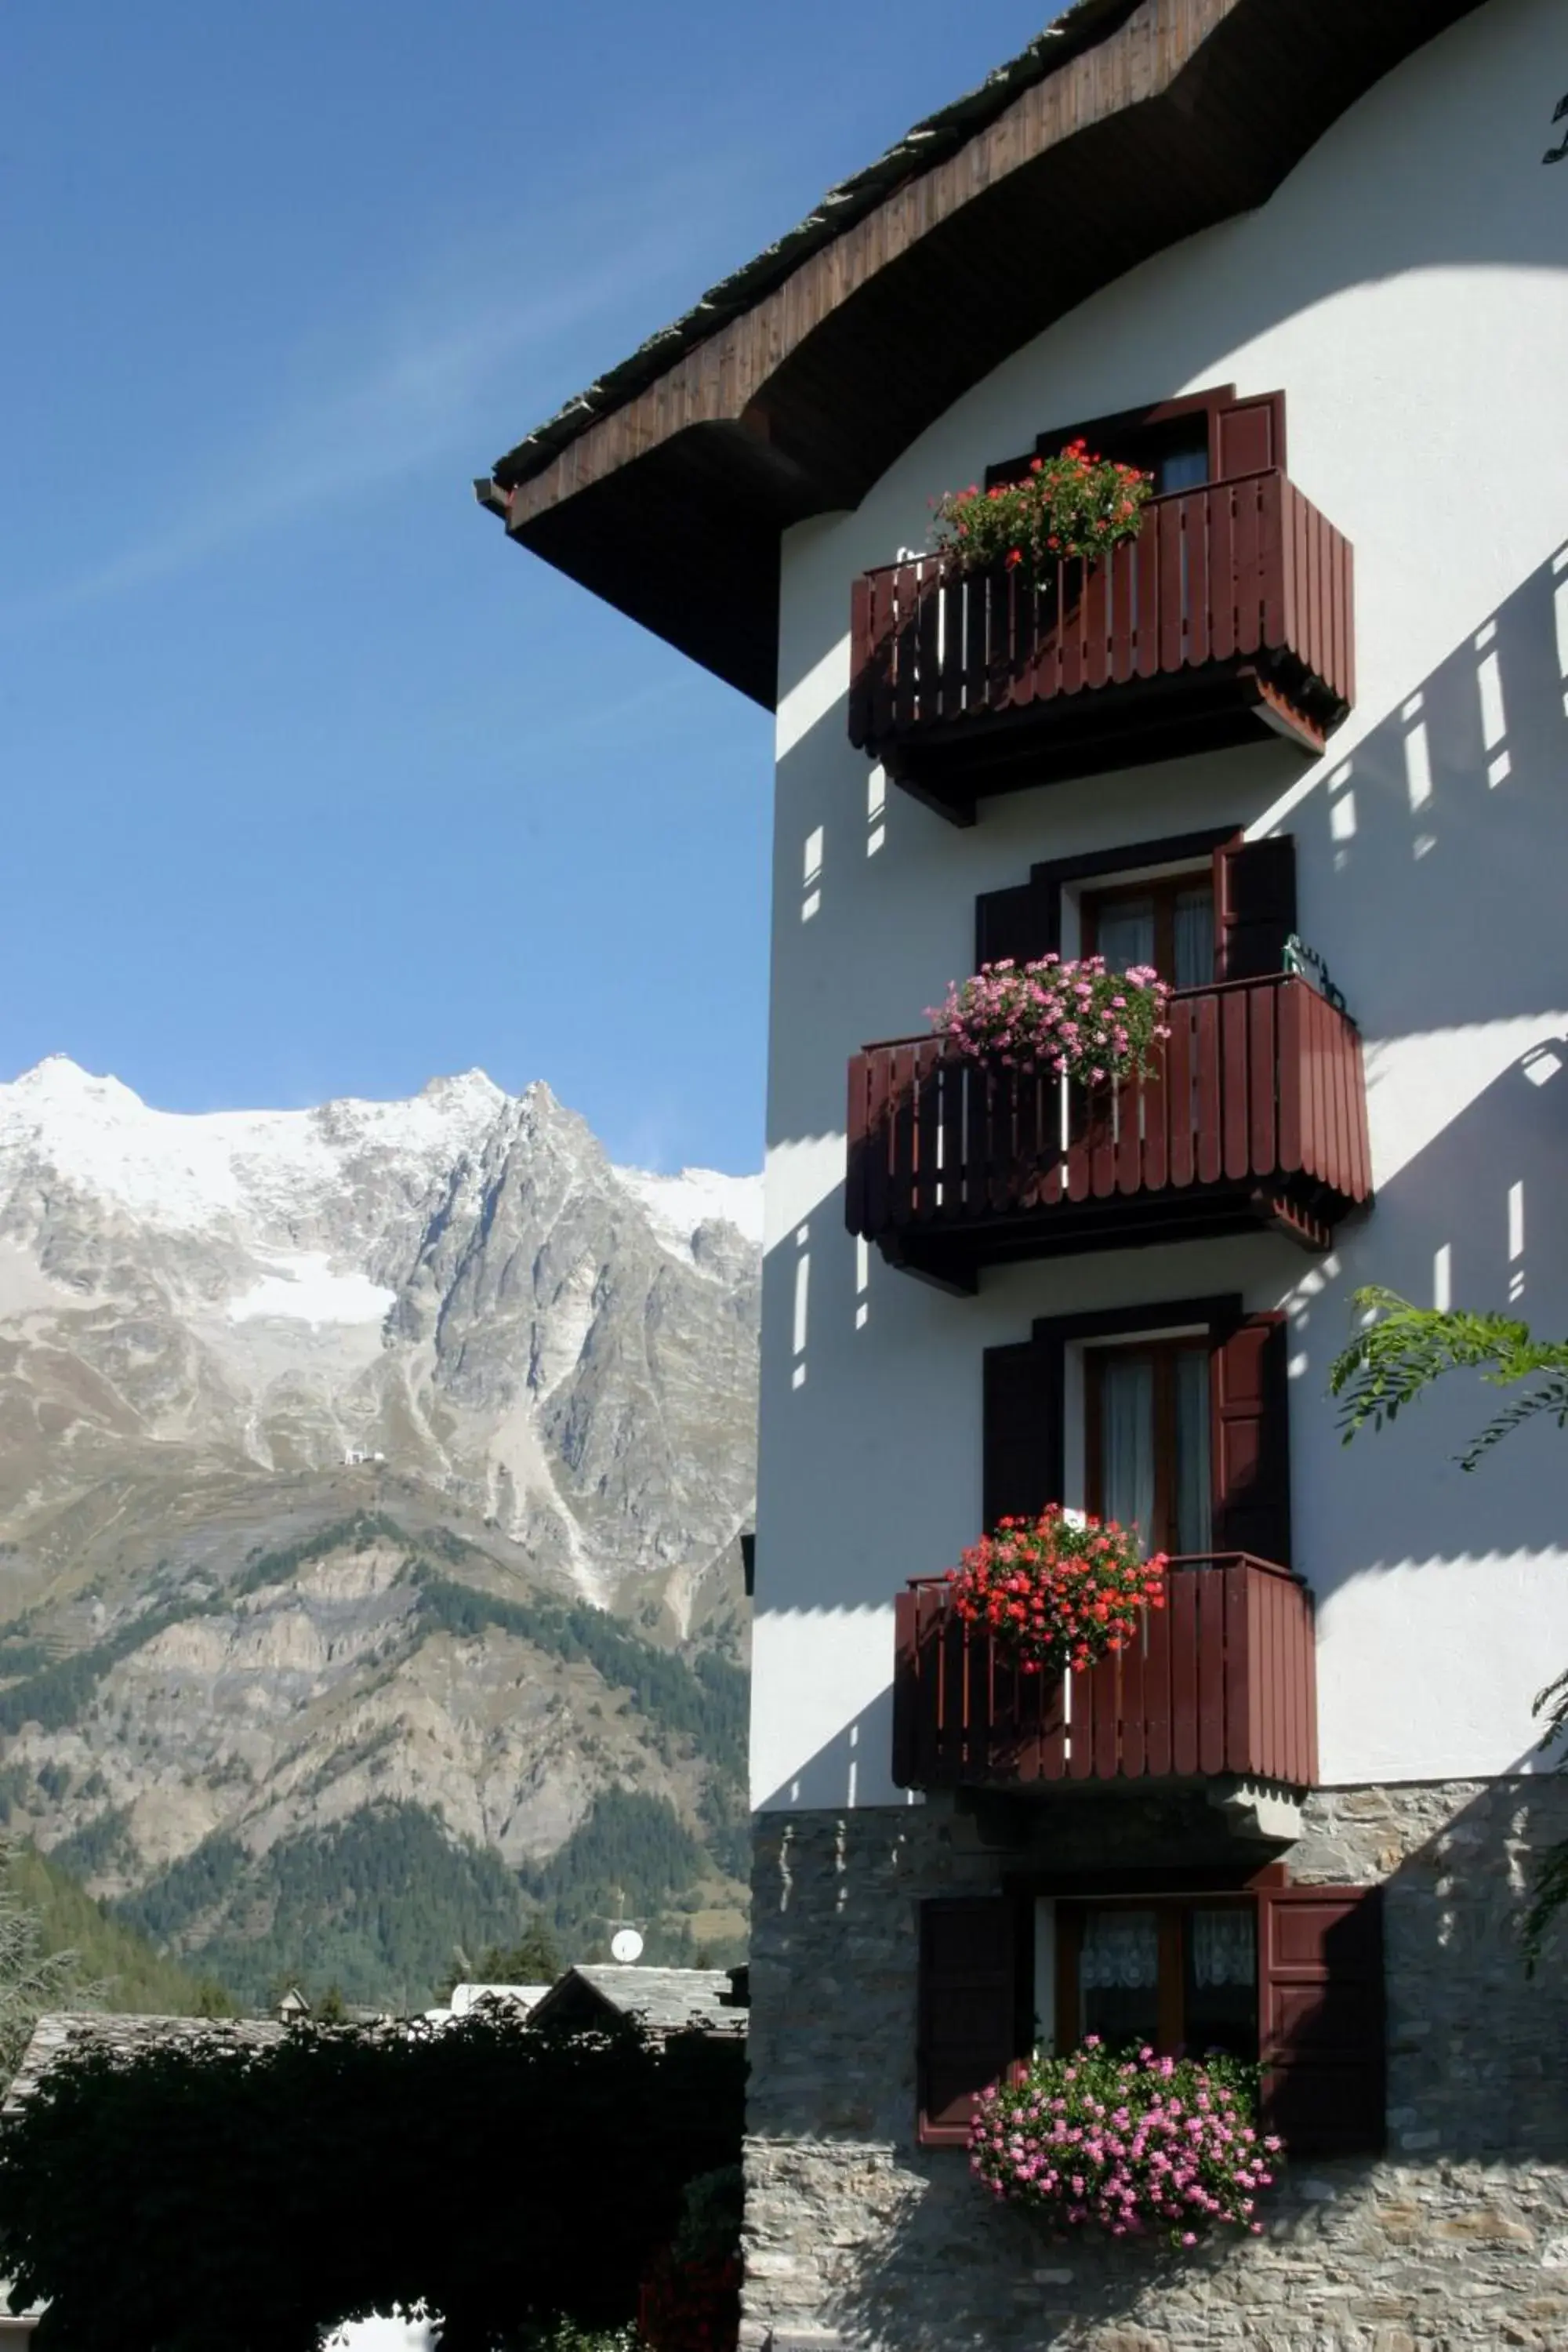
[1523,1667,1568,1967]
[1329,1287,1568,1972]
[1329,1284,1568,1470]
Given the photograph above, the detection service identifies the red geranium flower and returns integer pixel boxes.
[929,441,1152,584]
[946,1505,1167,1678]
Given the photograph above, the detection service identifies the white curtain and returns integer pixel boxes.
[1080,1910,1160,1990]
[1096,898,1155,975]
[1173,887,1214,991]
[1100,1353,1154,1541]
[1190,1907,1255,1989]
[1174,1348,1212,1555]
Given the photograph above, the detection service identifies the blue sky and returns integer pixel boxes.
[1,3,1051,1172]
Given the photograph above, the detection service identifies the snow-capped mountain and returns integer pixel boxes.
[0,1058,760,1994]
[0,1055,759,1597]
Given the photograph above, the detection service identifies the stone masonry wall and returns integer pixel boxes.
[743,1780,1568,2352]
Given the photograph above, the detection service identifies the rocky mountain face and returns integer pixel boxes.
[0,1058,760,2002]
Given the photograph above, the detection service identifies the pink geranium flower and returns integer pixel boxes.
[968,2042,1282,2247]
[927,955,1171,1091]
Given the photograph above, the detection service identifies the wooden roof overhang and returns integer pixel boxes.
[477,0,1484,709]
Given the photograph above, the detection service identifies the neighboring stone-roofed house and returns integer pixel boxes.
[445,1980,551,2018]
[528,1965,748,2038]
[5,2010,287,2112]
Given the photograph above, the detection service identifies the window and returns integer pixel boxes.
[982,386,1286,505]
[1057,1897,1258,2060]
[992,414,1211,494]
[982,1299,1292,1573]
[916,1884,1385,2154]
[1153,435,1210,494]
[1080,872,1215,989]
[1087,416,1209,493]
[1085,1338,1213,1555]
[974,830,1295,989]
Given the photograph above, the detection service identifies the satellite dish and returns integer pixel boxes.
[611,1928,644,1964]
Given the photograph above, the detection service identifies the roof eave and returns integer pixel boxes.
[478,0,1486,708]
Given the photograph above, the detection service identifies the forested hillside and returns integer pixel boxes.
[0,1061,759,2012]
[5,1513,750,2009]
[5,1842,231,2020]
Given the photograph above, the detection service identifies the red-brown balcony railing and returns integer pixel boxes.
[892,1557,1318,1795]
[848,472,1354,822]
[845,973,1370,1287]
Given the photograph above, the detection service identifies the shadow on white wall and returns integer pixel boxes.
[756,531,1568,1791]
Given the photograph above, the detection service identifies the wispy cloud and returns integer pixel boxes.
[2,194,699,626]
[612,1097,691,1177]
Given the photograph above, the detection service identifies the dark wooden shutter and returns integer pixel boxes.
[1259,1886,1385,2154]
[975,873,1059,972]
[917,1897,1018,2147]
[1214,390,1287,479]
[983,1338,1064,1529]
[1213,1313,1291,1568]
[1214,835,1297,982]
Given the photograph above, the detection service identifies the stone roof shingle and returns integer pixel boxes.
[531,1965,747,2037]
[5,2011,286,2112]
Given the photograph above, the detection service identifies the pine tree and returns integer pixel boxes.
[0,1839,103,2082]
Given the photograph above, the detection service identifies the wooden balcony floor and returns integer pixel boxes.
[847,975,1371,1289]
[848,472,1354,823]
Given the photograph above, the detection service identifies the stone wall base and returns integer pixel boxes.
[742,1779,1568,2350]
[744,2137,1568,2350]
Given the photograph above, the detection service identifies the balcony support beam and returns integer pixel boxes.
[1207,1777,1306,1845]
[878,1236,978,1299]
[878,753,975,831]
[1254,1189,1334,1254]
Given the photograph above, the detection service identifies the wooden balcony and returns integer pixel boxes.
[892,1557,1318,1795]
[845,974,1370,1289]
[847,473,1354,823]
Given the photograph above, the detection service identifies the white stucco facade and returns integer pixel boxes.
[752,0,1568,1813]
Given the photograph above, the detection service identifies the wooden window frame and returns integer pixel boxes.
[917,1893,1030,2147]
[1054,1892,1258,2058]
[920,1873,1385,2157]
[983,1294,1239,1536]
[983,1292,1292,1570]
[1080,870,1217,989]
[975,832,1298,994]
[985,384,1287,496]
[973,825,1236,975]
[1083,1335,1211,1557]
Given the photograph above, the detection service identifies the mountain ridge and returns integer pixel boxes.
[0,1059,760,2003]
